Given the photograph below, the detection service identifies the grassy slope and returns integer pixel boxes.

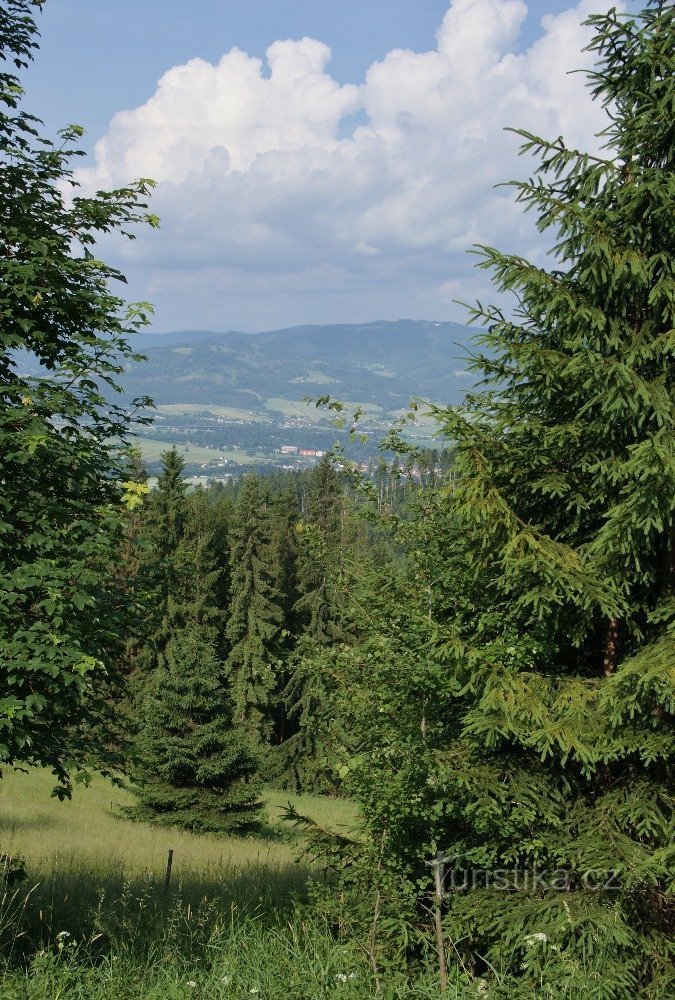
[154,403,270,423]
[131,436,274,465]
[0,768,358,876]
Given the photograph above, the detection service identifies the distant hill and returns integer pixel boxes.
[122,319,476,414]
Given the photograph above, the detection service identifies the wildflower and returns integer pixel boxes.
[348,973,357,980]
[250,989,259,995]
[524,932,548,946]
[187,982,197,989]
[55,931,71,940]
[335,973,348,983]
[220,976,230,984]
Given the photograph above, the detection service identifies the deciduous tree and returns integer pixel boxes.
[0,0,157,793]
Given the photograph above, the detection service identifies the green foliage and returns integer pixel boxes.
[0,0,155,792]
[131,450,262,833]
[225,475,284,741]
[281,457,359,790]
[132,624,262,834]
[301,3,675,995]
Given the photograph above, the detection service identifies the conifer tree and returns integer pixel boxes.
[132,624,262,833]
[113,449,151,690]
[322,4,675,993]
[295,456,346,648]
[151,447,189,633]
[129,448,188,696]
[285,457,354,788]
[132,451,262,832]
[225,475,284,741]
[267,479,301,745]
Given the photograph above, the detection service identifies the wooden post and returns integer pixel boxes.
[163,849,174,890]
[432,850,448,993]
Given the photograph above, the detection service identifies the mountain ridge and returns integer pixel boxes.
[124,319,476,413]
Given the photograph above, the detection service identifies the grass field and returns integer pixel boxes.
[0,771,390,998]
[265,397,329,420]
[265,397,384,423]
[155,403,271,423]
[0,769,358,875]
[131,436,274,465]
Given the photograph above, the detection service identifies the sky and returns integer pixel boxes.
[22,0,635,333]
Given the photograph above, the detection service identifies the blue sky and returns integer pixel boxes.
[26,0,577,144]
[22,0,635,332]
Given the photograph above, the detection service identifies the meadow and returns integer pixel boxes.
[154,404,271,424]
[0,771,451,999]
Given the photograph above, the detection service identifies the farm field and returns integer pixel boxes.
[154,403,271,423]
[131,435,274,465]
[264,397,385,422]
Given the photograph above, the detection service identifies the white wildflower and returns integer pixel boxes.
[56,930,71,950]
[220,975,230,984]
[187,982,197,990]
[349,973,357,979]
[525,932,548,946]
[335,973,348,983]
[250,989,259,995]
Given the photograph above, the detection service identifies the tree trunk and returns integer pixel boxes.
[603,617,620,676]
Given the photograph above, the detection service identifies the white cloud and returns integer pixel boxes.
[77,0,620,330]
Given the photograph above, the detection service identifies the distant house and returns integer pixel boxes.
[299,449,316,457]
[280,445,298,454]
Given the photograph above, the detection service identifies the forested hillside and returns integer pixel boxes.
[125,320,474,412]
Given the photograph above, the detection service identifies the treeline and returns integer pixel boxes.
[119,450,383,831]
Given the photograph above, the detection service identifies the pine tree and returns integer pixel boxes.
[225,475,284,741]
[151,447,189,633]
[321,4,675,993]
[129,448,189,698]
[267,479,301,745]
[113,449,151,691]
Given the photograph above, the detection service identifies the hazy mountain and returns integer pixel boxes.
[122,319,477,413]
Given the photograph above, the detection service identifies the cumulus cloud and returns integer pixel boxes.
[77,0,620,330]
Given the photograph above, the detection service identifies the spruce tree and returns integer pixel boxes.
[132,451,262,832]
[295,456,346,649]
[321,4,675,994]
[285,457,354,789]
[113,449,151,693]
[129,447,188,698]
[132,624,262,833]
[267,479,301,746]
[225,475,284,741]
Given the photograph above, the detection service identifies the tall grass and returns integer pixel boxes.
[0,850,452,998]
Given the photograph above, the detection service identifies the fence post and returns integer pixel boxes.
[163,849,174,890]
